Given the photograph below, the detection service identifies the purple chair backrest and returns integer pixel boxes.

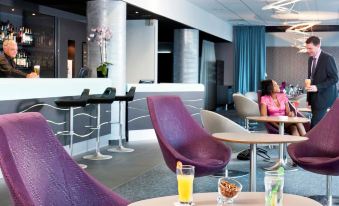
[0,112,128,206]
[147,96,229,174]
[147,96,212,147]
[303,99,339,157]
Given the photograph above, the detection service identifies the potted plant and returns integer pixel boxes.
[88,26,112,78]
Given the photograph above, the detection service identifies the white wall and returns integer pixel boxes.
[123,0,232,41]
[126,20,158,83]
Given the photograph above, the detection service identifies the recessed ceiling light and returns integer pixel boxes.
[135,11,139,14]
[11,8,15,12]
[32,13,36,16]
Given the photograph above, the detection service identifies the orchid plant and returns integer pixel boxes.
[88,26,112,77]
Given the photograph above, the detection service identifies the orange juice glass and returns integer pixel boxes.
[305,79,311,88]
[176,165,195,205]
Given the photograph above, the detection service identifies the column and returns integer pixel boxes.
[173,29,199,83]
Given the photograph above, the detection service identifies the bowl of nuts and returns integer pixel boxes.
[217,177,242,204]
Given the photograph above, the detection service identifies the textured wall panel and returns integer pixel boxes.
[267,47,339,90]
[173,29,199,83]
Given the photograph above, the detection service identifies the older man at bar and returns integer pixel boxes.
[0,39,38,78]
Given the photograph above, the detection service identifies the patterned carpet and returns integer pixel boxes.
[114,156,339,205]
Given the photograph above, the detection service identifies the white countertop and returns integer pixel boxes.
[127,83,204,92]
[0,78,113,101]
[0,80,204,101]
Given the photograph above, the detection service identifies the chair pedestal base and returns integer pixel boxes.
[263,159,298,171]
[212,169,248,178]
[78,163,87,169]
[309,195,339,206]
[107,146,134,153]
[83,152,112,160]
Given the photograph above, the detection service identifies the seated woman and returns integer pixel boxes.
[260,79,306,136]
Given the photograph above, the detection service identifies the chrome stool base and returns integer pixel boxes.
[108,146,134,153]
[212,169,248,178]
[83,152,112,160]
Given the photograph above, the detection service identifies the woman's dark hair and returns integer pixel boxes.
[261,79,274,96]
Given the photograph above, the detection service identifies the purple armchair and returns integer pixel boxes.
[288,99,339,206]
[147,96,231,177]
[0,112,129,206]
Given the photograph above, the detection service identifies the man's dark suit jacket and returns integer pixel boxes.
[0,53,27,78]
[307,51,339,110]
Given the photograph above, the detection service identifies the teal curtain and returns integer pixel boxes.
[234,26,266,93]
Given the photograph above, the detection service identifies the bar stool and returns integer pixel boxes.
[83,87,116,160]
[55,89,90,169]
[108,87,136,153]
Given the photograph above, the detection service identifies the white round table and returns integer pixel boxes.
[213,132,308,192]
[128,192,321,206]
[246,116,309,171]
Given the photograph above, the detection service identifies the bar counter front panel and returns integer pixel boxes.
[0,79,114,146]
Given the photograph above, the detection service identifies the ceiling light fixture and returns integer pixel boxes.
[272,11,339,21]
[262,0,302,13]
[286,21,320,34]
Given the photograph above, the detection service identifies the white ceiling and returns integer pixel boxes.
[186,0,339,26]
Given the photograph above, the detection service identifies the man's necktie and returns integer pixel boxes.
[311,57,317,80]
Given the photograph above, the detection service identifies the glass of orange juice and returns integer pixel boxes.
[176,164,195,205]
[305,79,311,88]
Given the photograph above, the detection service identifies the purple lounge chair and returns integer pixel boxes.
[288,99,339,206]
[0,112,129,206]
[147,96,231,177]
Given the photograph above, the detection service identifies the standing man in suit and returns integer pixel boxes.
[0,39,37,78]
[305,36,338,128]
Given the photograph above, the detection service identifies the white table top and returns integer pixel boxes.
[213,132,308,144]
[128,192,321,206]
[247,116,309,124]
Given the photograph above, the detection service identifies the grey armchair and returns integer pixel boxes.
[233,93,260,129]
[200,110,249,178]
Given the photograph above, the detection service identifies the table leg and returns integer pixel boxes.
[250,143,256,192]
[264,122,297,171]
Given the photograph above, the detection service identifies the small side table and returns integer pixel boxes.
[213,132,307,192]
[247,116,309,171]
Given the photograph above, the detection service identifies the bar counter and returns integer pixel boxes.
[0,80,205,178]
